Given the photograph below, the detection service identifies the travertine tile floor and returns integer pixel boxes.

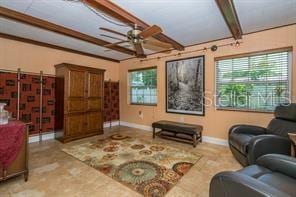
[0,126,241,197]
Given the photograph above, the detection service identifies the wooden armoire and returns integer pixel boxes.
[54,63,105,143]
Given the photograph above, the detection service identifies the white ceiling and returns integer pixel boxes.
[0,0,296,61]
[112,0,232,46]
[0,0,136,60]
[234,0,296,33]
[0,17,131,60]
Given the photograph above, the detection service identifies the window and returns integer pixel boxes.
[216,49,291,112]
[129,67,157,105]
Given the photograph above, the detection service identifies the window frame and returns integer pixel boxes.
[214,47,293,113]
[128,66,157,106]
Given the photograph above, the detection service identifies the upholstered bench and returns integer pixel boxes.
[152,120,203,147]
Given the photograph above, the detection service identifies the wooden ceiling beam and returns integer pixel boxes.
[0,6,135,56]
[83,0,185,51]
[215,0,243,40]
[0,33,120,62]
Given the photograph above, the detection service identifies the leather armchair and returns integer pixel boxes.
[229,103,296,166]
[210,154,296,197]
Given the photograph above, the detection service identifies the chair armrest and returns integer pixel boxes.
[257,154,296,179]
[229,125,267,136]
[210,171,289,197]
[248,135,291,165]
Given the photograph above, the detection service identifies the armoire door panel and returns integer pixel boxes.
[87,72,102,98]
[87,99,101,111]
[68,69,85,98]
[86,112,102,133]
[67,100,85,112]
[65,114,85,137]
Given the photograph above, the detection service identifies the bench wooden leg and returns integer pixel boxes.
[193,134,197,147]
[24,170,28,182]
[153,127,155,139]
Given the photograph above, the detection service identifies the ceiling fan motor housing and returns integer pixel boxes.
[128,29,143,43]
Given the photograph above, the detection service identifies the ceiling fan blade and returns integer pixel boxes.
[100,34,126,41]
[104,40,128,47]
[100,27,127,38]
[143,43,172,53]
[104,44,131,52]
[138,25,162,39]
[133,43,145,57]
[144,38,172,49]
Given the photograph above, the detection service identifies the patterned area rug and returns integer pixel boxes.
[62,134,202,196]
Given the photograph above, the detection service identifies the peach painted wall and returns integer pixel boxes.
[0,37,119,80]
[119,25,296,140]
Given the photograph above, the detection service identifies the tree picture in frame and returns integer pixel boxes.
[166,56,205,116]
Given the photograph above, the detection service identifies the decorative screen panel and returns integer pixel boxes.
[42,76,55,133]
[0,71,56,135]
[0,72,18,118]
[104,81,120,122]
[19,74,41,135]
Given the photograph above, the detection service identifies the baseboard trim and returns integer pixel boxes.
[29,132,55,143]
[119,121,228,146]
[28,121,120,143]
[202,136,228,146]
[120,121,153,131]
[104,121,120,128]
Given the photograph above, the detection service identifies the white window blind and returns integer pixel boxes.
[129,67,157,105]
[216,50,291,112]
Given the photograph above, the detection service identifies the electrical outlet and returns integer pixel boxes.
[139,110,144,119]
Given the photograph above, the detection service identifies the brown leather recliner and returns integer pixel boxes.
[228,104,296,166]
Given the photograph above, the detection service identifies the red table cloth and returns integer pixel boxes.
[0,121,26,171]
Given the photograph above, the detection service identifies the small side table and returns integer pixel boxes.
[288,133,296,157]
[0,121,29,182]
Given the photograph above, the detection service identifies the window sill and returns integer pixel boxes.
[216,107,274,114]
[130,103,157,106]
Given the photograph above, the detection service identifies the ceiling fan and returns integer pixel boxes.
[100,24,172,58]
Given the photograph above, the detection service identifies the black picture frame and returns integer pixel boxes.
[165,55,205,116]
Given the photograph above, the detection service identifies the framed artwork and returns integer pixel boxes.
[166,56,205,116]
